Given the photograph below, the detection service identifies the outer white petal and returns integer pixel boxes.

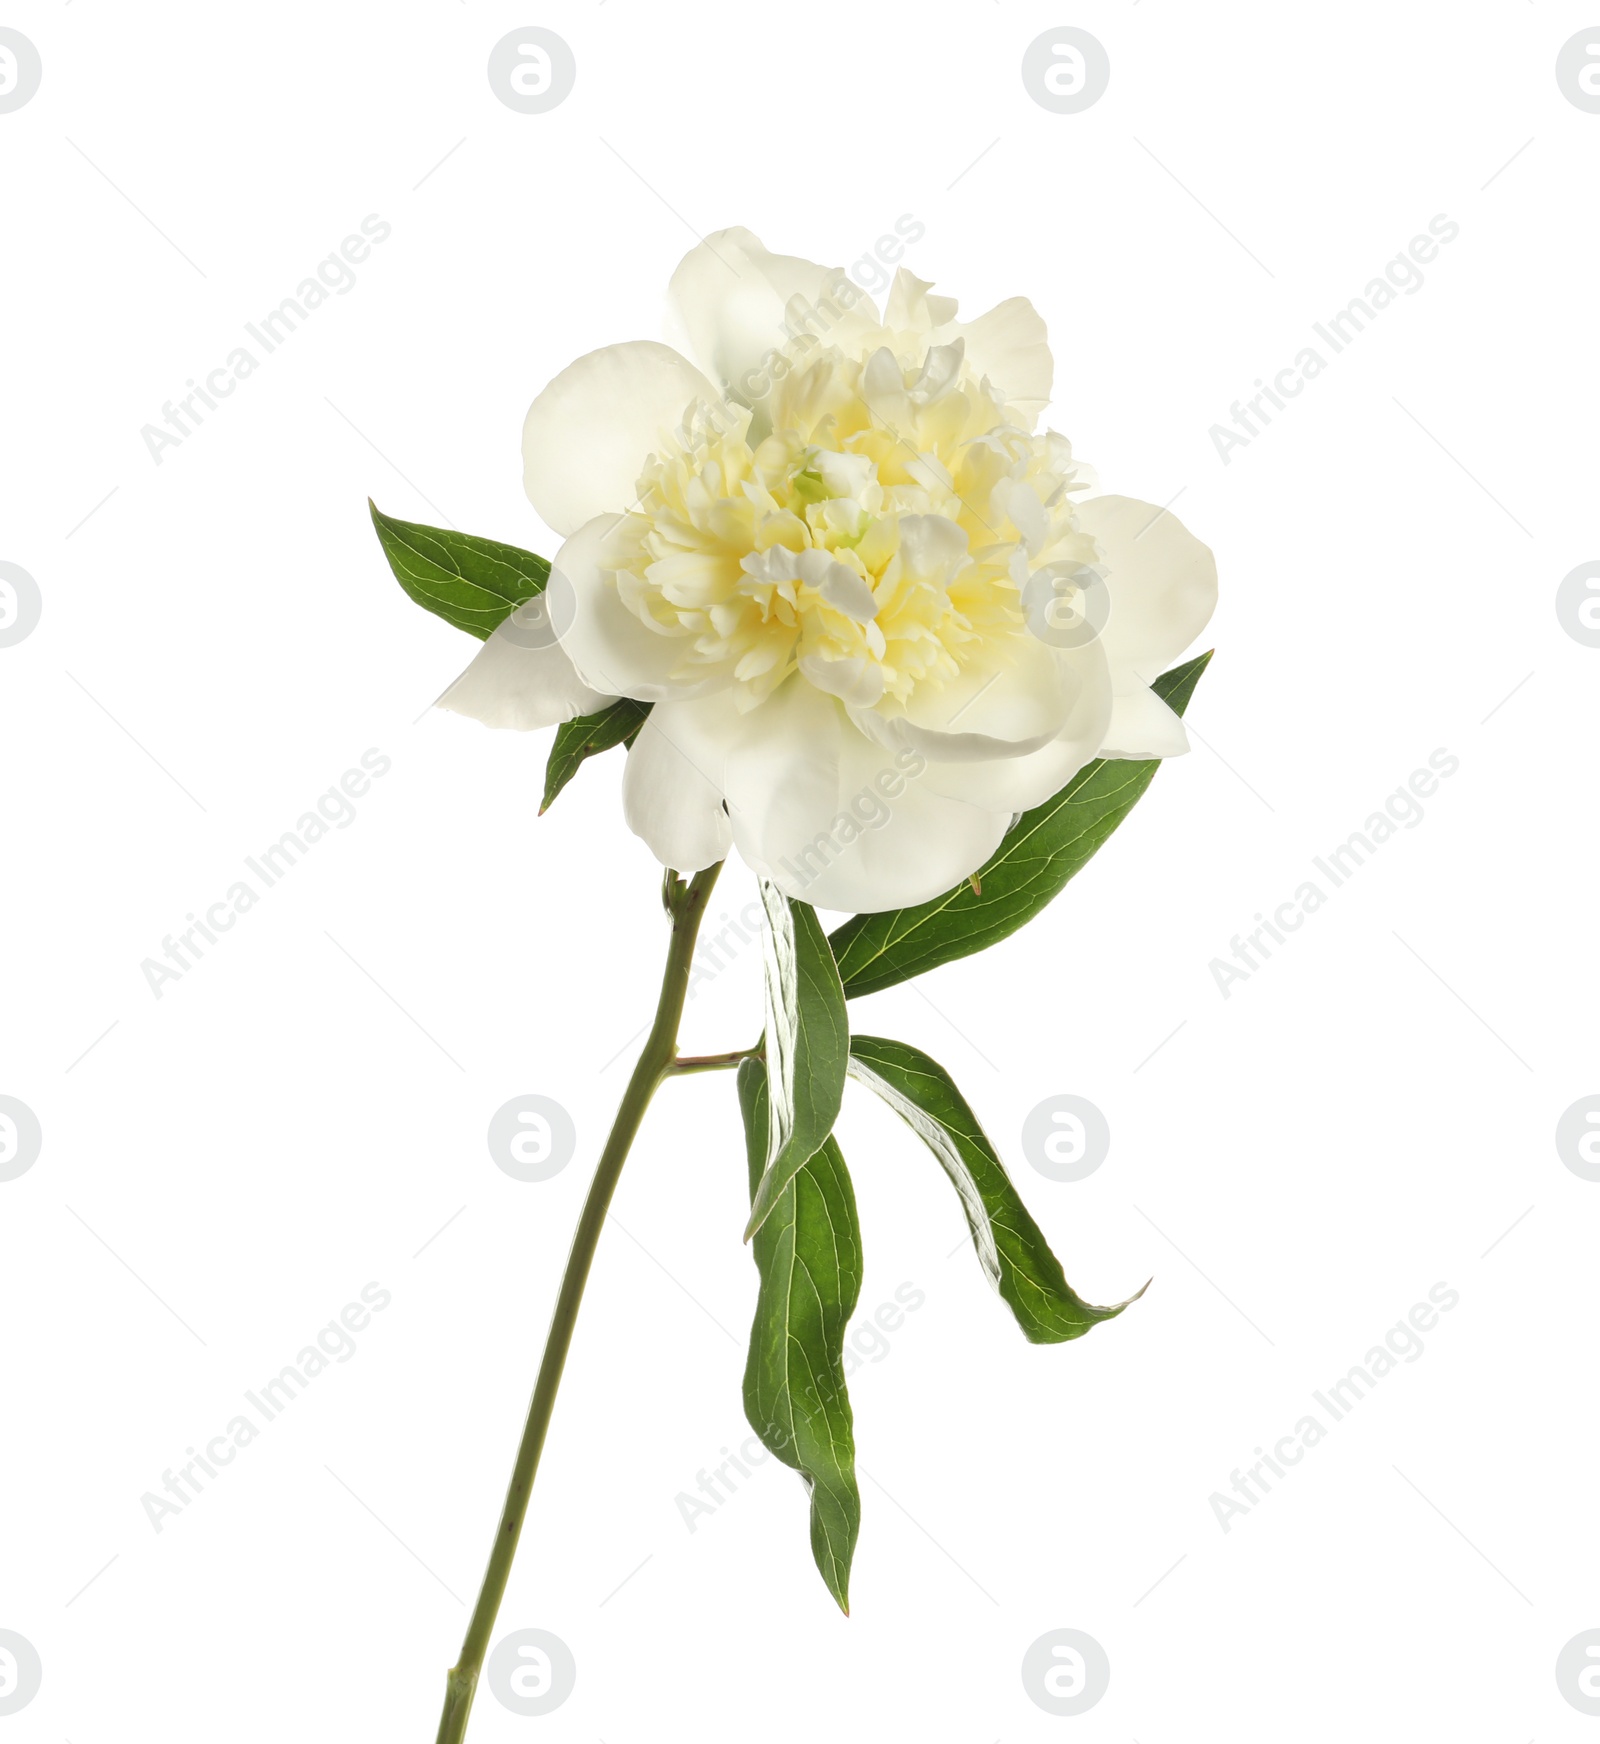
[1078,494,1218,679]
[435,619,615,731]
[938,297,1053,426]
[1101,684,1191,760]
[522,342,718,537]
[716,676,1009,914]
[668,227,881,400]
[621,707,732,874]
[864,634,1092,765]
[552,514,729,704]
[916,641,1113,809]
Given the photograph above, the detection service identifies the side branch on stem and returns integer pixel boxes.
[669,1046,761,1075]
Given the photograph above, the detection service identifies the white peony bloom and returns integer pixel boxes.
[441,228,1216,913]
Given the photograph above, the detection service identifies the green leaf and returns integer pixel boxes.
[540,699,651,813]
[829,651,1213,999]
[745,883,851,1243]
[738,1057,862,1613]
[849,1036,1142,1343]
[369,501,550,640]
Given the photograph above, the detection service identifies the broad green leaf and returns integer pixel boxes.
[744,882,850,1242]
[849,1036,1142,1343]
[829,652,1212,998]
[540,698,651,813]
[369,501,550,639]
[738,1057,862,1613]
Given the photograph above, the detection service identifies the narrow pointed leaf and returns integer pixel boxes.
[369,501,549,639]
[738,1057,862,1612]
[849,1036,1141,1343]
[541,698,651,812]
[745,881,850,1242]
[828,652,1212,998]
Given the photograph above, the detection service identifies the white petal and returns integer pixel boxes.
[895,511,968,580]
[553,514,728,704]
[522,342,718,537]
[909,341,966,402]
[860,344,914,427]
[799,652,886,708]
[884,268,958,331]
[667,228,880,404]
[1078,494,1218,680]
[939,297,1053,426]
[718,676,1009,914]
[622,707,732,874]
[1101,683,1191,760]
[435,616,614,731]
[808,557,878,622]
[868,635,1097,765]
[916,641,1112,809]
[813,448,874,499]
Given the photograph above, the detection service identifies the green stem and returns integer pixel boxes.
[434,860,724,1744]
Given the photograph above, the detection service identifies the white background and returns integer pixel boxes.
[3,3,1598,1739]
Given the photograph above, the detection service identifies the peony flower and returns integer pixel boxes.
[441,227,1216,912]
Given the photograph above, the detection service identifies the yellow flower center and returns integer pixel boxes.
[601,338,1096,714]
